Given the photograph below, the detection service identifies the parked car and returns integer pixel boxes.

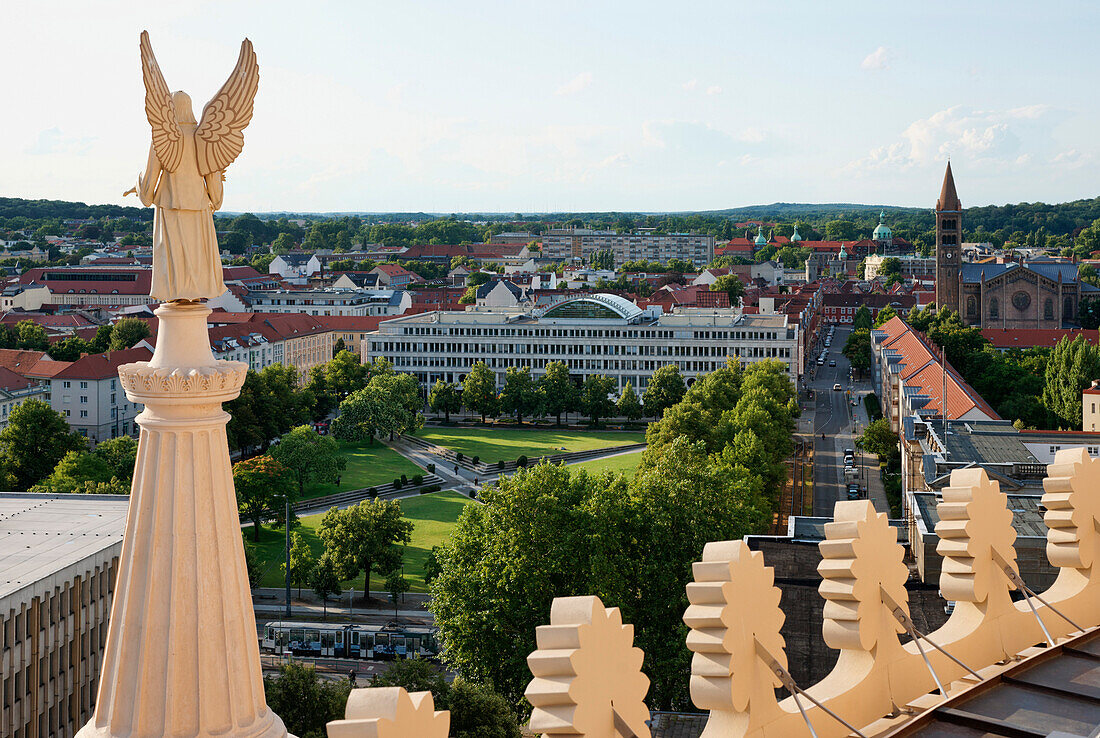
[833,383,842,391]
[847,484,860,500]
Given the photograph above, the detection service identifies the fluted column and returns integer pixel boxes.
[78,301,287,738]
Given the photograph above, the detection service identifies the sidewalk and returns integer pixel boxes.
[849,386,887,514]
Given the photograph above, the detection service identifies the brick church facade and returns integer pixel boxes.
[933,163,1098,328]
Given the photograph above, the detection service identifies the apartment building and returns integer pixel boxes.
[363,294,799,392]
[541,229,715,267]
[247,289,411,317]
[0,493,128,738]
[48,348,152,442]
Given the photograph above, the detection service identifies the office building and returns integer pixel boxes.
[0,493,128,738]
[362,294,800,392]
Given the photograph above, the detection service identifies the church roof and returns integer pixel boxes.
[960,261,1080,285]
[936,161,961,211]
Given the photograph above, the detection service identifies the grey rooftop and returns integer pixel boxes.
[0,492,128,605]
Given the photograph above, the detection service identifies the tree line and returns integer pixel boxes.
[429,360,797,711]
[428,361,700,428]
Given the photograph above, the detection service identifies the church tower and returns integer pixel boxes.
[935,162,962,312]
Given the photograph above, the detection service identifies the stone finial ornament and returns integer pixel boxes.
[326,688,449,738]
[934,467,1018,605]
[525,596,651,738]
[819,500,910,651]
[1043,447,1100,570]
[126,30,258,300]
[684,540,785,713]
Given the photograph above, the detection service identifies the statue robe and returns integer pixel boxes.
[137,124,227,300]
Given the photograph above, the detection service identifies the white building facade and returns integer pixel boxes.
[362,294,799,392]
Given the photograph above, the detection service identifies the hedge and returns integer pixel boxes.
[864,393,883,422]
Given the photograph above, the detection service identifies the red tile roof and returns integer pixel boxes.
[0,366,34,392]
[981,328,1100,350]
[52,347,152,381]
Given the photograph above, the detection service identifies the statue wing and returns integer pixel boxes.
[195,38,259,176]
[140,31,184,173]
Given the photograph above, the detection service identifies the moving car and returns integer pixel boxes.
[833,383,842,391]
[829,360,836,367]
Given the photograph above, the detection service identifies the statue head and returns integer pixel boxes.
[171,91,196,125]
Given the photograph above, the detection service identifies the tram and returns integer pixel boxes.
[261,621,439,660]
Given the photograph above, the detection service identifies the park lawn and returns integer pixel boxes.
[244,490,476,593]
[569,450,644,477]
[415,426,647,464]
[300,440,424,500]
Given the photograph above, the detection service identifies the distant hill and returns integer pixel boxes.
[0,197,152,222]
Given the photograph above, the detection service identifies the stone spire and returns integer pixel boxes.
[937,161,962,212]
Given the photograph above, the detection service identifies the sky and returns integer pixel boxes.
[6,1,1100,214]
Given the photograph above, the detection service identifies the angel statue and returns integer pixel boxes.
[124,31,258,301]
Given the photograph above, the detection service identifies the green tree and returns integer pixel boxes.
[824,219,858,241]
[642,364,686,418]
[385,568,410,616]
[709,273,745,305]
[306,350,369,420]
[371,658,448,701]
[462,361,498,423]
[843,328,873,378]
[282,532,315,598]
[852,305,873,332]
[1043,335,1100,429]
[108,317,152,350]
[270,425,344,500]
[271,232,296,254]
[423,546,443,585]
[580,374,617,426]
[263,662,351,738]
[428,380,462,422]
[317,498,413,605]
[233,454,294,541]
[331,383,400,442]
[89,324,113,353]
[14,320,49,351]
[0,399,85,490]
[459,285,477,304]
[47,336,91,361]
[537,361,579,425]
[873,305,898,328]
[93,435,138,481]
[31,450,114,494]
[310,552,343,620]
[616,382,644,421]
[499,366,540,424]
[446,680,522,738]
[226,364,315,453]
[858,418,899,459]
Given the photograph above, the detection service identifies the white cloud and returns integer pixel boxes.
[682,79,698,91]
[861,46,890,71]
[555,71,593,96]
[847,105,1060,172]
[25,127,95,155]
[706,85,722,96]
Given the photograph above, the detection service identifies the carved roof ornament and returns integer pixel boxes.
[684,540,786,713]
[525,596,651,738]
[1043,447,1100,571]
[935,467,1018,608]
[326,688,449,738]
[819,500,910,651]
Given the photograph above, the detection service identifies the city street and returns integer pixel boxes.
[809,325,887,517]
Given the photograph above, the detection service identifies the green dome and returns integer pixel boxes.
[838,245,848,260]
[754,225,767,246]
[873,209,892,241]
[790,225,802,243]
